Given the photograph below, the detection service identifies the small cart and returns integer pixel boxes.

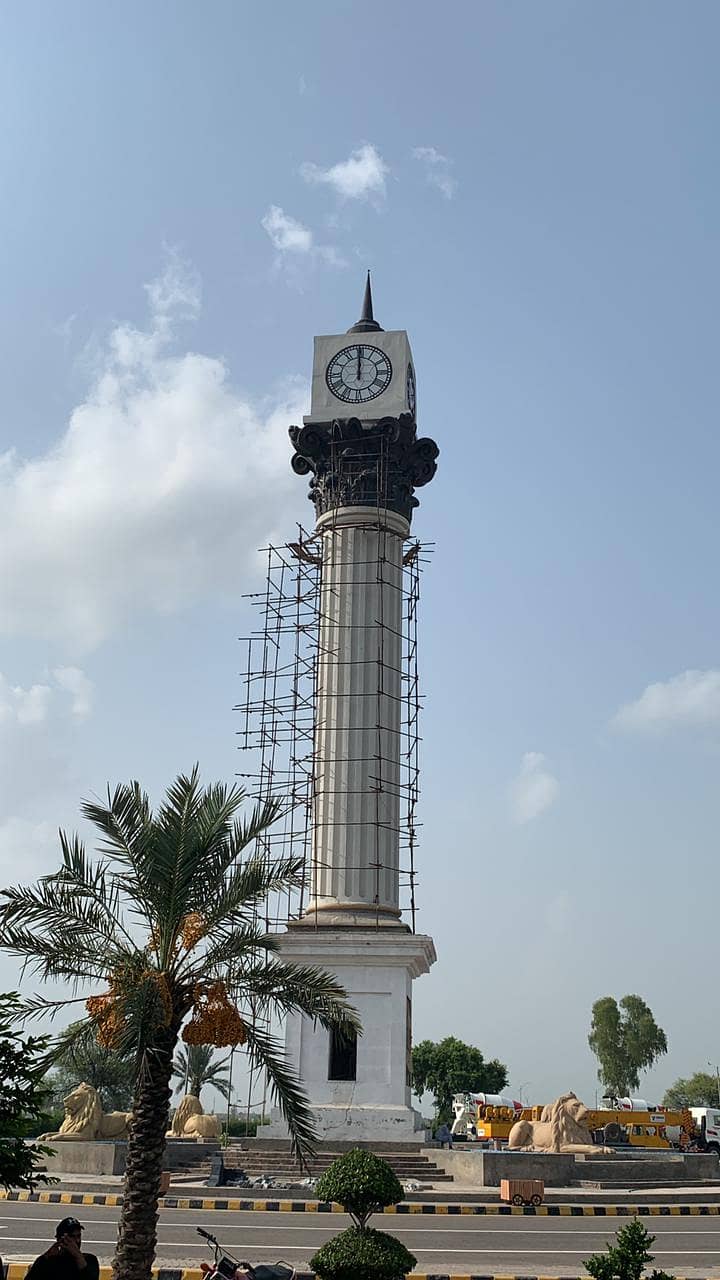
[500,1177,544,1207]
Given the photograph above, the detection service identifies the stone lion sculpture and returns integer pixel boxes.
[508,1092,612,1154]
[40,1081,131,1141]
[167,1094,221,1139]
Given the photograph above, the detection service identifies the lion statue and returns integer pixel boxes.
[508,1092,612,1155]
[167,1094,221,1140]
[40,1081,131,1142]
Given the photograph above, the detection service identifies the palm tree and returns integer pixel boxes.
[0,768,359,1280]
[172,1044,233,1102]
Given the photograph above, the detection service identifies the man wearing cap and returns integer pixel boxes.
[25,1217,99,1280]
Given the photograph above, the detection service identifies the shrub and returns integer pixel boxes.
[0,993,56,1191]
[22,1111,64,1139]
[584,1218,674,1280]
[223,1115,268,1138]
[315,1148,403,1228]
[310,1226,416,1280]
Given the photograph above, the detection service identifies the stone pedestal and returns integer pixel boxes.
[265,928,435,1142]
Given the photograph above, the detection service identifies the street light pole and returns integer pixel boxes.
[707,1062,720,1106]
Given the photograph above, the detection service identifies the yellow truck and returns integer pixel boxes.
[451,1093,692,1149]
[585,1102,692,1148]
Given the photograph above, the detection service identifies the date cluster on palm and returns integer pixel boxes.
[182,980,247,1048]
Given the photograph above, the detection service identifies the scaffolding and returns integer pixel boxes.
[235,528,430,935]
[230,420,434,1130]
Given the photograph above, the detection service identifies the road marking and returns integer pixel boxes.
[6,1235,720,1258]
[10,1191,720,1216]
[4,1213,720,1238]
[7,1219,720,1239]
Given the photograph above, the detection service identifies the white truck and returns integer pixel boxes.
[690,1107,720,1155]
[451,1092,522,1139]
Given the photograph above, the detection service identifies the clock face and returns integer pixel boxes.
[325,344,393,405]
[406,363,416,415]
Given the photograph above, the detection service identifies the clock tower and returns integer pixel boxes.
[268,277,439,1143]
[305,273,416,422]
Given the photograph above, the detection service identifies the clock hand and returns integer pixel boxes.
[356,349,361,381]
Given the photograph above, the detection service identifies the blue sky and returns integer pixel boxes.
[1,0,719,1111]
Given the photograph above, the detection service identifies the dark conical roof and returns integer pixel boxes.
[347,272,383,333]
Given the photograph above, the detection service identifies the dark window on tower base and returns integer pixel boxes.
[328,1026,357,1081]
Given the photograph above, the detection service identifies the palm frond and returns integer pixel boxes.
[81,780,151,868]
[183,799,283,920]
[0,925,122,986]
[16,993,93,1024]
[82,780,167,944]
[240,1020,317,1167]
[200,851,304,931]
[172,1043,233,1100]
[1,831,139,968]
[239,960,361,1035]
[178,922,277,983]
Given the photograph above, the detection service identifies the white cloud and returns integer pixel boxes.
[0,254,308,651]
[510,752,559,824]
[52,666,94,719]
[144,247,201,331]
[0,667,94,725]
[0,674,52,725]
[261,206,346,274]
[301,144,389,202]
[261,206,314,255]
[412,146,457,199]
[614,669,720,731]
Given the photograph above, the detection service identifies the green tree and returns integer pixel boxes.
[311,1149,417,1280]
[0,993,55,1191]
[0,767,359,1280]
[45,1019,136,1111]
[588,995,668,1096]
[172,1044,233,1102]
[584,1217,673,1280]
[411,1036,508,1123]
[662,1072,720,1109]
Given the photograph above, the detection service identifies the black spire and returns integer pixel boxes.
[347,271,383,333]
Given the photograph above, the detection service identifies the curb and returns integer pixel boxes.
[3,1190,720,1216]
[1,1271,713,1280]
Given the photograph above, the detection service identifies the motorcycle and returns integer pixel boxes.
[197,1225,296,1280]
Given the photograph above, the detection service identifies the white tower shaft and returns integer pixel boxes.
[309,506,408,924]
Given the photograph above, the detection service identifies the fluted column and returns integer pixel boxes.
[308,506,408,923]
[288,413,439,930]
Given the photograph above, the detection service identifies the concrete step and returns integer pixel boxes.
[221,1156,444,1171]
[221,1149,445,1167]
[186,1145,455,1185]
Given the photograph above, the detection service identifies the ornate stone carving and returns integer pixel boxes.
[39,1081,131,1142]
[508,1092,613,1154]
[289,413,439,523]
[167,1094,221,1139]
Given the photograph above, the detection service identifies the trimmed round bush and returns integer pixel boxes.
[310,1226,417,1280]
[315,1148,403,1227]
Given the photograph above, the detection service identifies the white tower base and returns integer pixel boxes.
[265,928,436,1144]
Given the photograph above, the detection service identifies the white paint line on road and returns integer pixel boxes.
[5,1237,720,1258]
[4,1214,720,1237]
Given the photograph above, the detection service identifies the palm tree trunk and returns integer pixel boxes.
[112,1025,178,1280]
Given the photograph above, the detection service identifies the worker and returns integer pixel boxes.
[435,1122,453,1149]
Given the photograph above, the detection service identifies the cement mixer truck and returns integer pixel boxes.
[451,1092,523,1142]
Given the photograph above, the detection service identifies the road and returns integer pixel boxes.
[3,1201,720,1276]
